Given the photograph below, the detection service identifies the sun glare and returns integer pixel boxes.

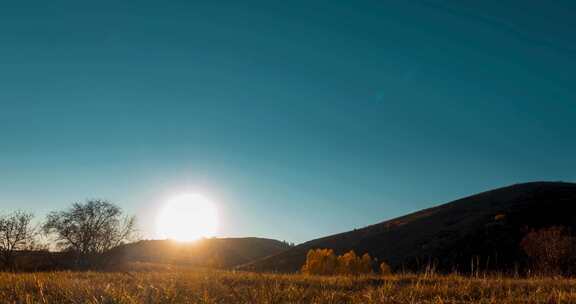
[156,193,218,242]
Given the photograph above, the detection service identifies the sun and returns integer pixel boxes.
[156,193,218,242]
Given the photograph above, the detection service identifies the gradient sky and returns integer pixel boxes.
[1,1,575,243]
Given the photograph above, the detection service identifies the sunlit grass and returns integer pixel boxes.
[1,268,576,303]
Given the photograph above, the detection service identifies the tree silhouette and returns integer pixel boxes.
[43,200,136,267]
[0,211,35,269]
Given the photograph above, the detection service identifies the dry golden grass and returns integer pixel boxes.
[1,269,576,303]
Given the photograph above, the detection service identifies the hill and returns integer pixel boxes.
[12,237,291,271]
[243,182,576,273]
[106,237,291,269]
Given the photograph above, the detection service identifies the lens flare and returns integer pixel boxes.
[156,193,218,241]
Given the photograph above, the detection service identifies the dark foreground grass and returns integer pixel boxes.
[1,269,576,303]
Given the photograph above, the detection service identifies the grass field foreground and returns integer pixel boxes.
[1,270,576,303]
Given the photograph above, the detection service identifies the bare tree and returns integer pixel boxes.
[0,211,35,269]
[43,200,136,267]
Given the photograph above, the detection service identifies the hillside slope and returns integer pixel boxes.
[244,182,576,273]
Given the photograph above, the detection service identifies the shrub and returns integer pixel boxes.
[337,250,359,274]
[302,249,375,275]
[360,253,374,274]
[379,261,391,275]
[494,213,506,221]
[520,226,574,275]
[301,249,338,275]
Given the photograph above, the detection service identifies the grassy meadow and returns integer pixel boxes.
[2,269,576,303]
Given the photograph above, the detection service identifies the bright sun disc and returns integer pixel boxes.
[156,193,218,242]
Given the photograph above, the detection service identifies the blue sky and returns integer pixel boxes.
[1,1,575,243]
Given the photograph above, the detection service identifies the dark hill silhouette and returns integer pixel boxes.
[12,237,291,271]
[106,237,291,269]
[243,182,576,273]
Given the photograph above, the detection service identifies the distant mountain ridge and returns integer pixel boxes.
[108,237,291,268]
[13,237,291,271]
[243,182,576,273]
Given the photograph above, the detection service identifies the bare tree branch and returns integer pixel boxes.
[0,211,35,269]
